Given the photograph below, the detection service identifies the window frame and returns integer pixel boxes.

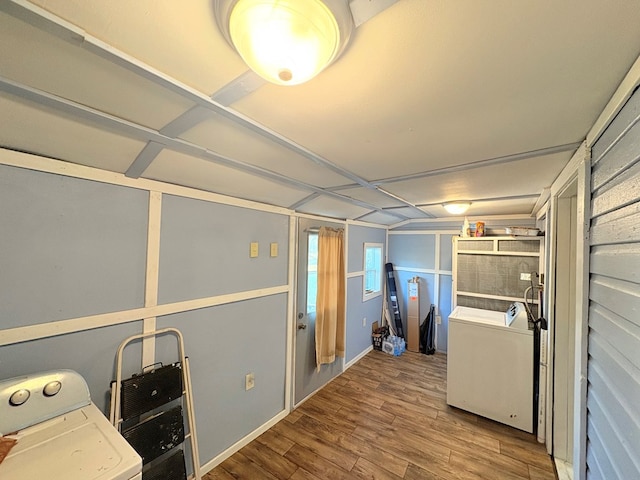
[362,242,383,302]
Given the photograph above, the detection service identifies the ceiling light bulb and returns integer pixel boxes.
[443,202,471,215]
[216,0,353,86]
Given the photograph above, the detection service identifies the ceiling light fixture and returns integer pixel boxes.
[443,202,471,215]
[214,0,354,86]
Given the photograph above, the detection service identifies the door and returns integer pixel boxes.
[551,180,578,466]
[294,217,343,406]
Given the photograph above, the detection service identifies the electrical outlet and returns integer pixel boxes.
[436,315,442,325]
[362,317,367,327]
[520,272,532,281]
[250,242,259,258]
[245,372,255,390]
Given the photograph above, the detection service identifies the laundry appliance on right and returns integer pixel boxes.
[447,302,534,433]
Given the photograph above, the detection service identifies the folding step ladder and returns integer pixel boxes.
[110,328,201,480]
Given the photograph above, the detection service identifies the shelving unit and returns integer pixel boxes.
[453,236,544,315]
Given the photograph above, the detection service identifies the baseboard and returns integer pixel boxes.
[199,408,289,476]
[554,458,573,480]
[345,345,373,370]
[199,345,374,476]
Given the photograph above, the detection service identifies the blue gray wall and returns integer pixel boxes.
[586,86,640,479]
[387,232,455,351]
[0,164,146,407]
[0,163,291,469]
[0,160,388,470]
[345,224,387,363]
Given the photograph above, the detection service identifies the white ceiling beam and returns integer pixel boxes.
[211,70,267,106]
[349,0,400,27]
[371,142,583,186]
[0,0,428,218]
[414,193,540,209]
[376,187,434,218]
[289,193,321,211]
[0,76,409,220]
[125,141,165,179]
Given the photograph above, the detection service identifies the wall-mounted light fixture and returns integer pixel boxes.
[443,202,471,215]
[214,0,354,86]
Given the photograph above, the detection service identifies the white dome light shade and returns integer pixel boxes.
[216,0,353,86]
[443,202,471,215]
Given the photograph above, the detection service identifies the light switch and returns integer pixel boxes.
[270,242,278,257]
[250,242,259,258]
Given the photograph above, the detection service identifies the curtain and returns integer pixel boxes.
[315,226,345,369]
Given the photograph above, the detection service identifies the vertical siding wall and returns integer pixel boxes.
[587,87,640,479]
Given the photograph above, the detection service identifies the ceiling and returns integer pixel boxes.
[1,0,640,225]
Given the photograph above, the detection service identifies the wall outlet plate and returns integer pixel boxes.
[250,242,259,258]
[245,373,255,390]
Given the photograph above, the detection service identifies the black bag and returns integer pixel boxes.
[420,304,436,355]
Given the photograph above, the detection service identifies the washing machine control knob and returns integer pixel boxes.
[9,388,30,406]
[43,381,62,397]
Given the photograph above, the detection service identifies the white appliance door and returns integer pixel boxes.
[447,318,534,432]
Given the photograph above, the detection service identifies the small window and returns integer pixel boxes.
[307,232,318,314]
[363,243,383,301]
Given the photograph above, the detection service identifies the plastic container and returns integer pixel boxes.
[382,336,406,356]
[462,217,470,237]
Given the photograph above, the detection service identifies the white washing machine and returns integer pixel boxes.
[447,302,534,432]
[0,370,142,479]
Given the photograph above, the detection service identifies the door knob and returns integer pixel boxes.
[297,323,307,330]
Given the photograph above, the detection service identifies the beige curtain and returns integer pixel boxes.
[315,226,346,369]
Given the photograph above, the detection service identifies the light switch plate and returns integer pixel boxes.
[270,242,278,257]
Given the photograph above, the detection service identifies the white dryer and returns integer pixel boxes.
[447,303,534,432]
[0,370,142,479]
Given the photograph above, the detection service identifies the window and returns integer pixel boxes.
[307,232,318,314]
[363,243,383,301]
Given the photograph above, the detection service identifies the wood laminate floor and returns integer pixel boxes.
[204,350,556,480]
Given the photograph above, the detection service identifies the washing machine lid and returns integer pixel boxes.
[449,306,506,326]
[1,402,141,480]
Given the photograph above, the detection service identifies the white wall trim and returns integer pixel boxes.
[573,150,591,480]
[0,148,292,216]
[395,266,453,276]
[199,408,289,476]
[141,191,162,370]
[457,291,538,304]
[285,216,297,413]
[347,271,364,278]
[389,230,460,235]
[293,211,348,224]
[542,143,591,470]
[346,219,389,229]
[550,142,586,197]
[0,285,289,347]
